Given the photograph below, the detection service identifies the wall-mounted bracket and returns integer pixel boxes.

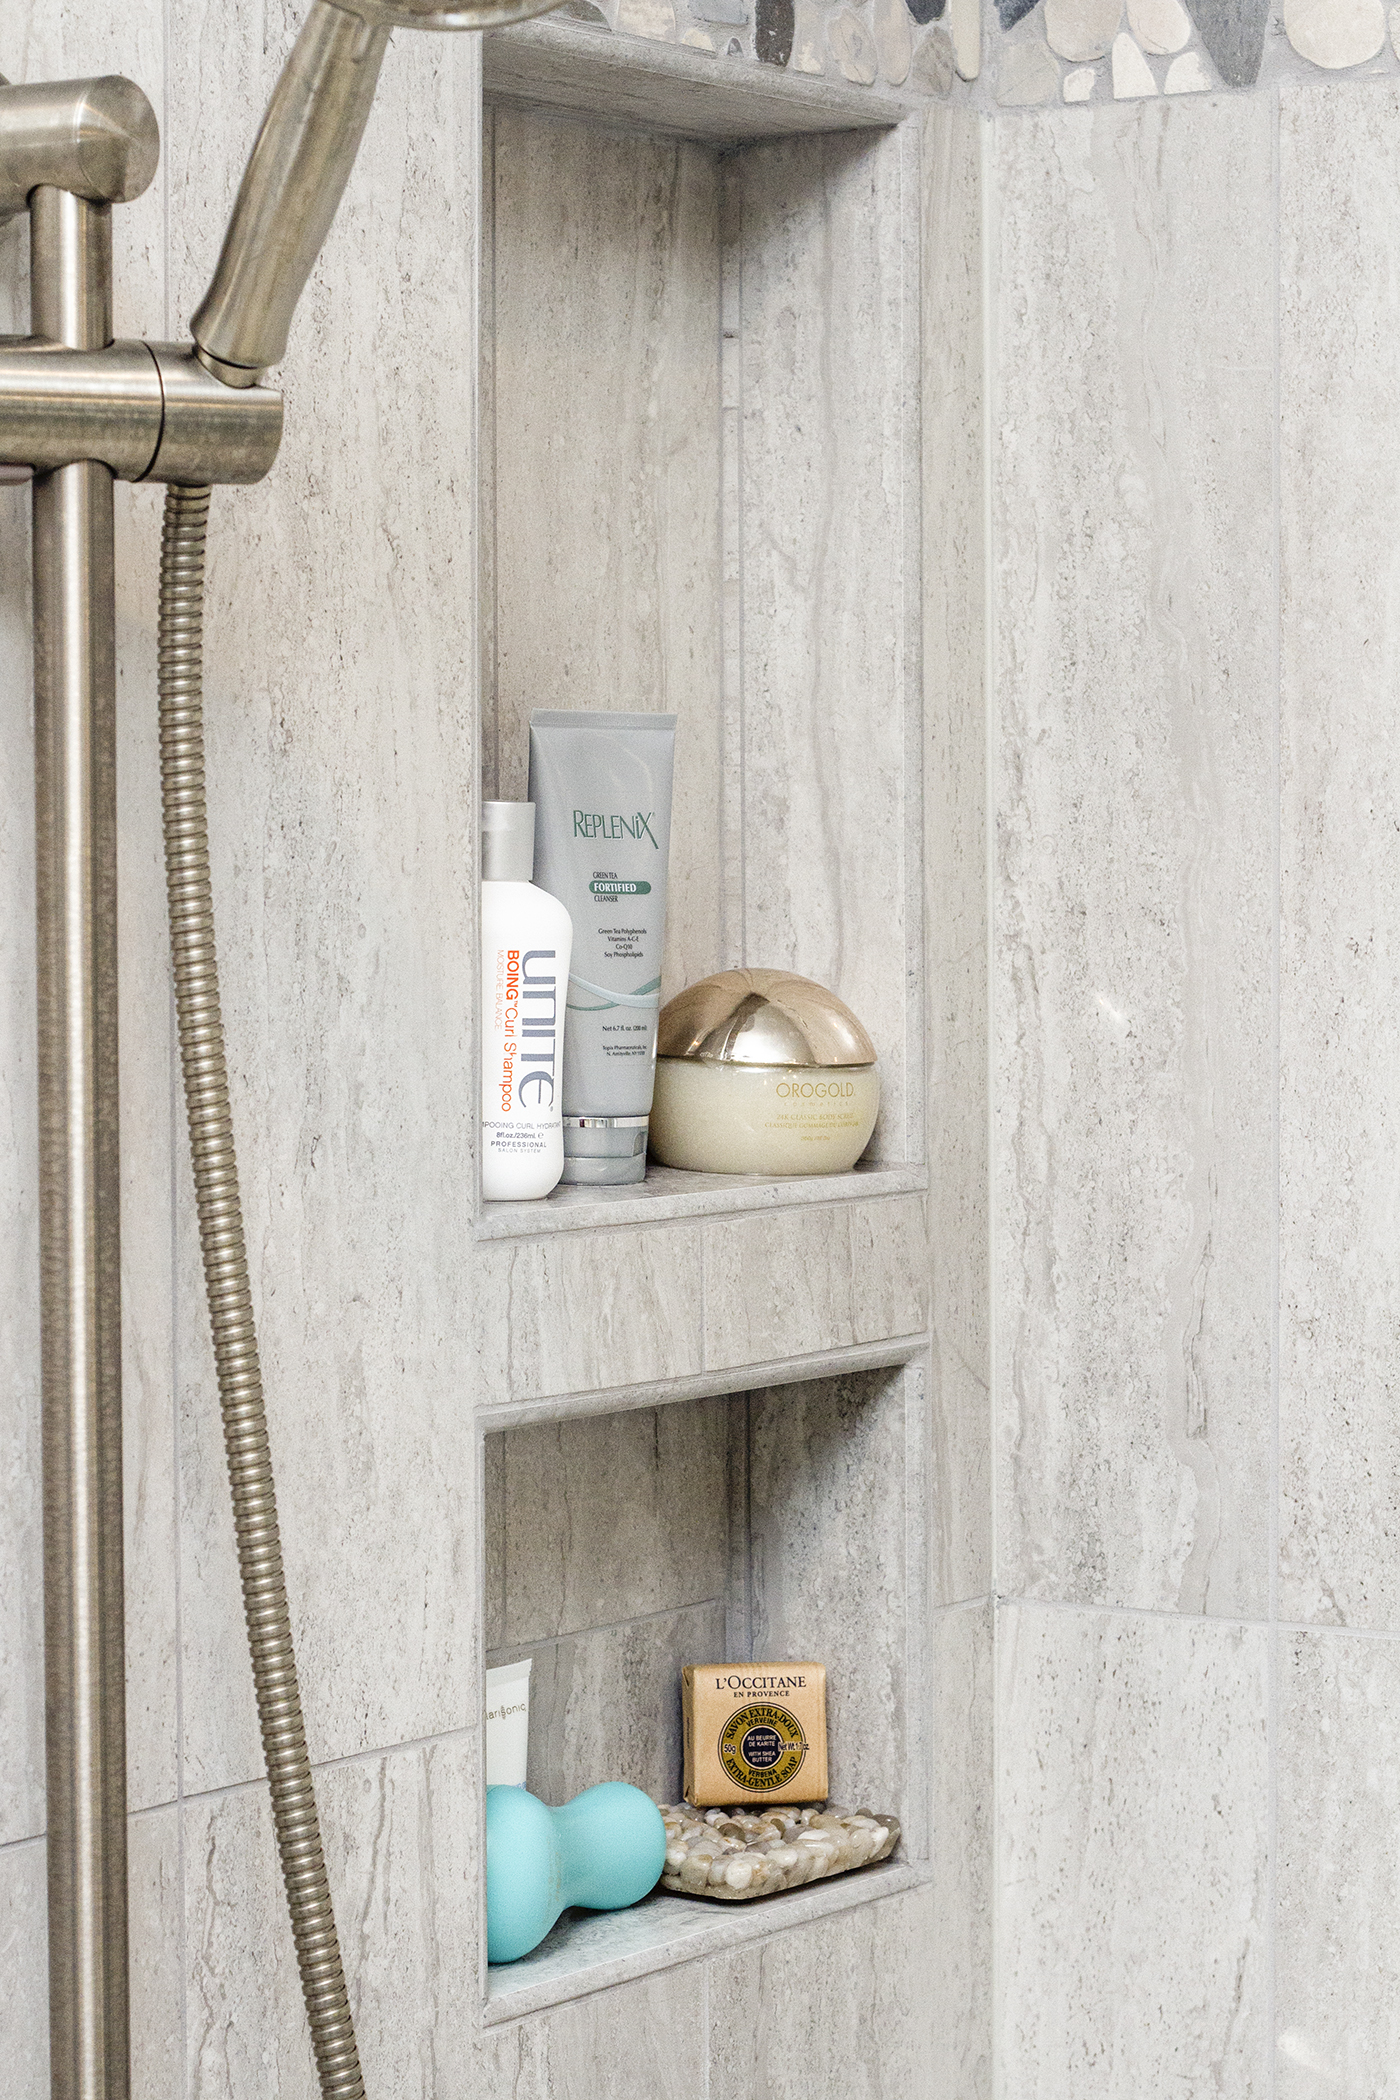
[0,337,283,485]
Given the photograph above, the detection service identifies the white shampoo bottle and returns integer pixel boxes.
[481,801,573,1201]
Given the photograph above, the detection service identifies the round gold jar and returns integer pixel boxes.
[648,969,880,1177]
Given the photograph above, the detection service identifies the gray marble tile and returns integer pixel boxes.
[1276,1630,1400,2098]
[1278,79,1400,1633]
[128,1806,184,2100]
[0,561,42,1844]
[487,107,724,1005]
[998,1606,1271,2098]
[849,1195,930,1345]
[479,1223,706,1405]
[748,1371,908,1818]
[922,104,991,1611]
[485,1431,507,1652]
[705,1882,938,2097]
[488,1598,726,1804]
[734,128,918,1161]
[992,96,1276,1619]
[164,23,486,1794]
[703,1194,928,1371]
[920,93,989,1486]
[498,1399,728,1643]
[932,1603,993,2099]
[480,1966,706,2100]
[0,1838,48,2098]
[184,1734,478,2100]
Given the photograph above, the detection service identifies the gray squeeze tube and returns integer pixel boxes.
[528,710,676,1186]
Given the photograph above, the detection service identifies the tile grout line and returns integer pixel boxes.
[142,1718,484,1824]
[486,1592,733,1658]
[1267,79,1283,2100]
[1002,1591,1400,1643]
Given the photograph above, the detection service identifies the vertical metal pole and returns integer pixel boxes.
[31,185,130,2100]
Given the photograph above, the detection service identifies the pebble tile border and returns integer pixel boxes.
[538,0,1400,113]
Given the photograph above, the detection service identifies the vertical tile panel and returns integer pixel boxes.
[1278,78,1400,1632]
[737,128,914,1158]
[488,110,723,1001]
[997,1605,1271,2099]
[128,1806,184,2100]
[1276,1630,1400,2097]
[993,97,1276,1618]
[481,1968,706,2100]
[932,1602,993,2098]
[748,1371,907,1816]
[705,1886,938,2098]
[923,103,991,1609]
[499,1399,728,1644]
[184,1736,478,2100]
[166,22,484,1793]
[0,1839,48,2099]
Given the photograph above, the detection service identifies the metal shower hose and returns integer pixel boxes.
[157,484,367,2100]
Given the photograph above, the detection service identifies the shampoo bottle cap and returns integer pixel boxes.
[482,801,536,883]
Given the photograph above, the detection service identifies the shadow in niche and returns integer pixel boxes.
[483,1365,909,1814]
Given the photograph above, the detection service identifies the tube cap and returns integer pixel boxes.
[482,801,535,883]
[561,1115,649,1186]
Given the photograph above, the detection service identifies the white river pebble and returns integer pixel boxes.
[658,1801,900,1901]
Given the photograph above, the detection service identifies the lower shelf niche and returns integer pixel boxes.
[482,1362,926,2009]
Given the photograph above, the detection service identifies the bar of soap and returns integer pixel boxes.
[682,1662,827,1806]
[658,1801,900,1900]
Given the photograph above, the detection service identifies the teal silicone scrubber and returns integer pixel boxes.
[485,1781,667,1964]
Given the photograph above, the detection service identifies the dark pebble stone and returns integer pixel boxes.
[756,0,795,64]
[905,0,947,20]
[996,0,1040,26]
[1185,0,1269,86]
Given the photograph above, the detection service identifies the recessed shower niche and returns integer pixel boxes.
[476,24,926,1228]
[481,1358,930,2015]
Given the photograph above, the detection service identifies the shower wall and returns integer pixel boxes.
[972,74,1400,2099]
[0,5,486,2091]
[3,4,1399,2095]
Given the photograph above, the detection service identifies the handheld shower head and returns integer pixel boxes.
[191,0,557,385]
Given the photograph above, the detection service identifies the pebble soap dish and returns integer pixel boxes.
[658,1802,901,1901]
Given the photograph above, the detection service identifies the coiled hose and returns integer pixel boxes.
[157,485,367,2100]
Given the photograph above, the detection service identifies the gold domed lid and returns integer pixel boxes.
[657,970,877,1068]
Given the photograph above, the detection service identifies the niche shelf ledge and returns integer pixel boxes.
[482,18,919,145]
[477,1158,926,1239]
[483,1858,929,2023]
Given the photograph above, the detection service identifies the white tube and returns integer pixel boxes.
[528,712,676,1186]
[485,1658,532,1787]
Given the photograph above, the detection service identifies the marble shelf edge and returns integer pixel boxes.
[482,1858,930,2023]
[476,1160,928,1240]
[473,1334,928,1430]
[481,17,922,146]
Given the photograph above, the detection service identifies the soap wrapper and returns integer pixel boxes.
[682,1663,828,1807]
[485,1658,532,1787]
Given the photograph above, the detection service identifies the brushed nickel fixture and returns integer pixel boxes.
[0,4,557,2096]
